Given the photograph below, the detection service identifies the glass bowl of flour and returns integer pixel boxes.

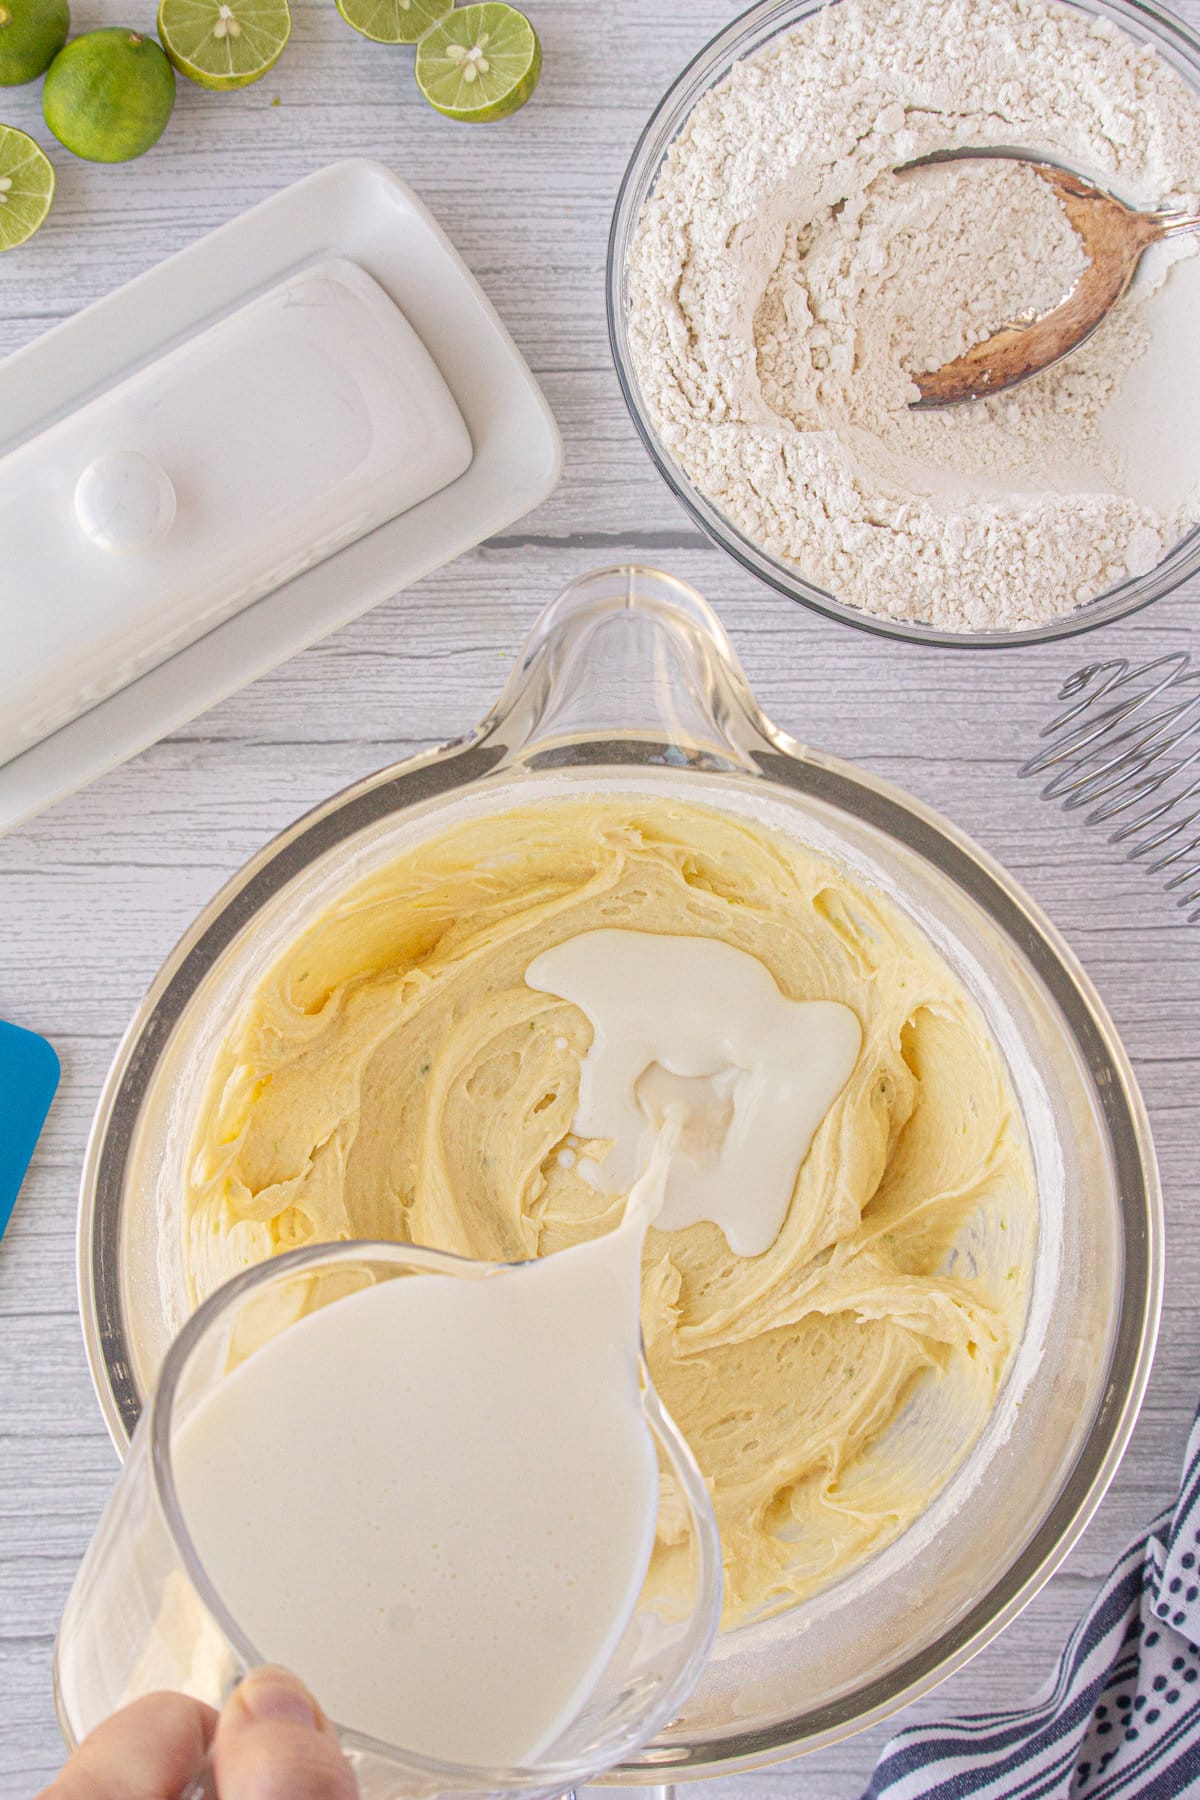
[609,0,1200,644]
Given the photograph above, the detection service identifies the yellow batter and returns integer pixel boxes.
[186,797,1034,1622]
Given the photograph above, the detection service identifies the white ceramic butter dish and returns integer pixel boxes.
[0,159,562,834]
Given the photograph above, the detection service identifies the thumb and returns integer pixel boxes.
[211,1668,358,1800]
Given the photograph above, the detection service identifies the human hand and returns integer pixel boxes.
[39,1667,358,1800]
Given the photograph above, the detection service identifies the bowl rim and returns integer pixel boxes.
[605,0,1200,649]
[76,733,1164,1777]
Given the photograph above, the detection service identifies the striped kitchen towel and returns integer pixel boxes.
[866,1400,1200,1799]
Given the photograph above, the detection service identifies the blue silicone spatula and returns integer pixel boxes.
[0,1019,59,1246]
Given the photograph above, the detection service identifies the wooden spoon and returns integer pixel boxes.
[897,146,1200,409]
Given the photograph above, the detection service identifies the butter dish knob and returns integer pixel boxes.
[74,450,177,553]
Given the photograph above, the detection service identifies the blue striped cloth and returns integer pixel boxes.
[866,1402,1200,1799]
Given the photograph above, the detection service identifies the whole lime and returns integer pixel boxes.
[0,0,70,86]
[43,27,175,162]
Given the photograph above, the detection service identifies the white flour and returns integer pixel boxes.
[626,0,1200,632]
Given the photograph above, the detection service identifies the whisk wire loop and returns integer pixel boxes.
[1021,652,1200,923]
[1112,781,1200,849]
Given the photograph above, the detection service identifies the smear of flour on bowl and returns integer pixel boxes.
[626,0,1200,632]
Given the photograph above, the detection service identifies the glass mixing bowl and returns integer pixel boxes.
[606,0,1200,648]
[78,567,1162,1778]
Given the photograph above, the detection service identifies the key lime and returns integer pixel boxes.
[0,0,69,86]
[157,0,290,90]
[335,0,449,46]
[414,2,540,122]
[43,28,175,161]
[0,123,53,249]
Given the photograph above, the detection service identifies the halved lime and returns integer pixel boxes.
[0,0,70,86]
[415,2,540,122]
[335,0,449,47]
[0,123,53,250]
[157,0,290,90]
[43,29,175,162]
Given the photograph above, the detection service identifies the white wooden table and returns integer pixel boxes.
[2,1,1198,1792]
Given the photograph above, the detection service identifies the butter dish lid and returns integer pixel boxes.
[1,256,474,769]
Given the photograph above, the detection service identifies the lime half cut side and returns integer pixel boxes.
[335,0,449,46]
[157,0,291,88]
[0,124,53,251]
[415,2,540,122]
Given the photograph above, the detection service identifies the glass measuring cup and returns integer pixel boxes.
[55,1239,724,1800]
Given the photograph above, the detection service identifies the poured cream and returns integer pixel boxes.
[173,1141,678,1767]
[525,930,861,1257]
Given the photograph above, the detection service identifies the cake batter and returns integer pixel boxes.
[185,797,1035,1621]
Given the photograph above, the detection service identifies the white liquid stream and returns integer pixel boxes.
[173,1140,679,1768]
[526,930,862,1257]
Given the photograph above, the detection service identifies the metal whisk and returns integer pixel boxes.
[1020,651,1200,923]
